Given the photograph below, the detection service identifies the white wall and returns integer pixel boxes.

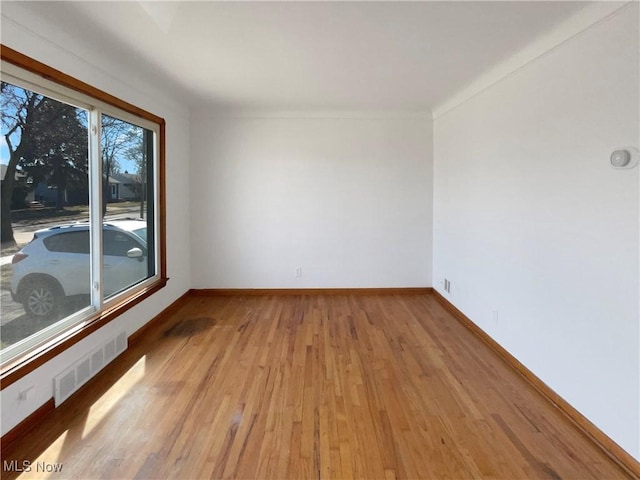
[433,4,639,459]
[190,113,433,289]
[1,5,191,435]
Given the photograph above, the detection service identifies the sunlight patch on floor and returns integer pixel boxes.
[16,430,67,480]
[81,356,146,440]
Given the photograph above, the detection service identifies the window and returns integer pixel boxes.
[44,231,91,254]
[0,47,166,385]
[104,230,144,257]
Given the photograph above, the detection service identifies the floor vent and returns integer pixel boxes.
[54,331,128,406]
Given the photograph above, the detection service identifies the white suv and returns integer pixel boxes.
[11,220,149,317]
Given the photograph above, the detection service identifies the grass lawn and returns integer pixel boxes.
[11,204,88,223]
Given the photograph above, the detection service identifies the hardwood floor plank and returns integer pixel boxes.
[1,293,633,480]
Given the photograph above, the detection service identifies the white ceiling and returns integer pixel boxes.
[8,1,592,112]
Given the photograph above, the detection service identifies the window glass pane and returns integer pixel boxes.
[104,230,144,257]
[43,230,90,254]
[101,114,154,299]
[1,81,90,348]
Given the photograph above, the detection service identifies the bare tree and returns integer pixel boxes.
[2,82,88,244]
[101,115,146,216]
[101,115,126,214]
[1,83,46,245]
[123,128,148,218]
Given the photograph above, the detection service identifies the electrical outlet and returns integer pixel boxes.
[19,385,35,401]
[295,267,302,278]
[443,278,451,294]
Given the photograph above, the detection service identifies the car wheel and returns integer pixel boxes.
[23,279,61,317]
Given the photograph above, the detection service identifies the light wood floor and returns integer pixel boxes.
[2,293,631,479]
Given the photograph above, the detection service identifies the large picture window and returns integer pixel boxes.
[0,48,165,383]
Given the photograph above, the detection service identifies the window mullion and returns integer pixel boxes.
[89,109,104,310]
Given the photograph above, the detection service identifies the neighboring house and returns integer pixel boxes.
[1,164,38,208]
[29,176,127,205]
[2,163,132,206]
[2,165,91,206]
[28,182,89,205]
[106,176,121,202]
[28,182,56,204]
[110,172,140,201]
[0,164,27,183]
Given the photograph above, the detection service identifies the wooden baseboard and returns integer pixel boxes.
[0,398,54,454]
[129,289,192,346]
[191,287,433,296]
[431,290,640,479]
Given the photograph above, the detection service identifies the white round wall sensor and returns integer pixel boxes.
[610,149,631,167]
[610,147,639,169]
